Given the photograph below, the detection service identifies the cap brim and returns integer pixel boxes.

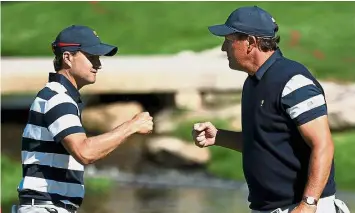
[208,24,238,36]
[81,43,118,56]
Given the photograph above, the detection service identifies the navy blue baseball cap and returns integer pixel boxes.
[208,6,277,37]
[52,25,118,56]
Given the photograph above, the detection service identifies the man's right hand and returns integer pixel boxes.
[131,112,154,134]
[192,122,218,148]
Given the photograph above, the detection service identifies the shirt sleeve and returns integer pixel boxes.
[44,93,85,142]
[281,74,327,126]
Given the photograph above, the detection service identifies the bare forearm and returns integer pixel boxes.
[215,129,243,152]
[303,144,334,200]
[81,121,136,163]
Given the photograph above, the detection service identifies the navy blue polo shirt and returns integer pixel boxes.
[241,49,336,210]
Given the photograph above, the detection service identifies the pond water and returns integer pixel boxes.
[72,183,355,213]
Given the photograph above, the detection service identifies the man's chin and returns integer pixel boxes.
[228,62,239,70]
[88,79,96,84]
[84,78,96,86]
[228,62,245,72]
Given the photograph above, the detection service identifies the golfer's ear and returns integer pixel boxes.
[62,51,73,68]
[247,36,257,48]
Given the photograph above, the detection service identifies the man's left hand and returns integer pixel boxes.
[290,202,317,213]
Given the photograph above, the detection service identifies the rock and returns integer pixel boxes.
[91,134,148,173]
[81,102,143,133]
[322,82,355,130]
[174,90,202,110]
[202,91,242,107]
[212,104,241,121]
[154,109,178,134]
[145,136,210,168]
[154,103,242,134]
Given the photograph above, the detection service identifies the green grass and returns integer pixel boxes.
[1,155,23,203]
[1,155,112,204]
[1,2,355,81]
[207,146,245,180]
[85,177,111,194]
[333,131,355,191]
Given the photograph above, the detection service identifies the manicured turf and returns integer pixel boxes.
[2,2,355,81]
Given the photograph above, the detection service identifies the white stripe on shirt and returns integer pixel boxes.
[18,176,84,198]
[22,151,84,171]
[46,93,79,114]
[45,82,67,94]
[30,97,47,113]
[22,124,54,141]
[286,94,326,119]
[282,74,315,97]
[48,114,83,136]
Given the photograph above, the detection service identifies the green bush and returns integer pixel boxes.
[1,155,22,203]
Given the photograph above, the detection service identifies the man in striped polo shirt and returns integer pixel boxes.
[14,25,154,213]
[192,6,350,213]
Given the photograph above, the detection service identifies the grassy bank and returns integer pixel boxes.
[173,119,355,191]
[1,155,112,204]
[2,2,355,81]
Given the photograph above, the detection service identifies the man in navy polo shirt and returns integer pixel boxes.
[192,6,349,213]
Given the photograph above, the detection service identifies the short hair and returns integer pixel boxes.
[233,23,280,52]
[53,51,78,71]
[256,23,280,52]
[256,35,280,52]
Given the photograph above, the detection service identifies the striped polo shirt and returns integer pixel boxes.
[242,49,335,210]
[18,73,86,207]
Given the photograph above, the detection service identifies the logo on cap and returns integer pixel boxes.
[93,31,99,38]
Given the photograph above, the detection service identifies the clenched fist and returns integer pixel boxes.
[131,112,154,134]
[192,122,218,148]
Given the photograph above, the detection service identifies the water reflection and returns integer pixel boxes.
[79,184,355,213]
[81,185,250,213]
